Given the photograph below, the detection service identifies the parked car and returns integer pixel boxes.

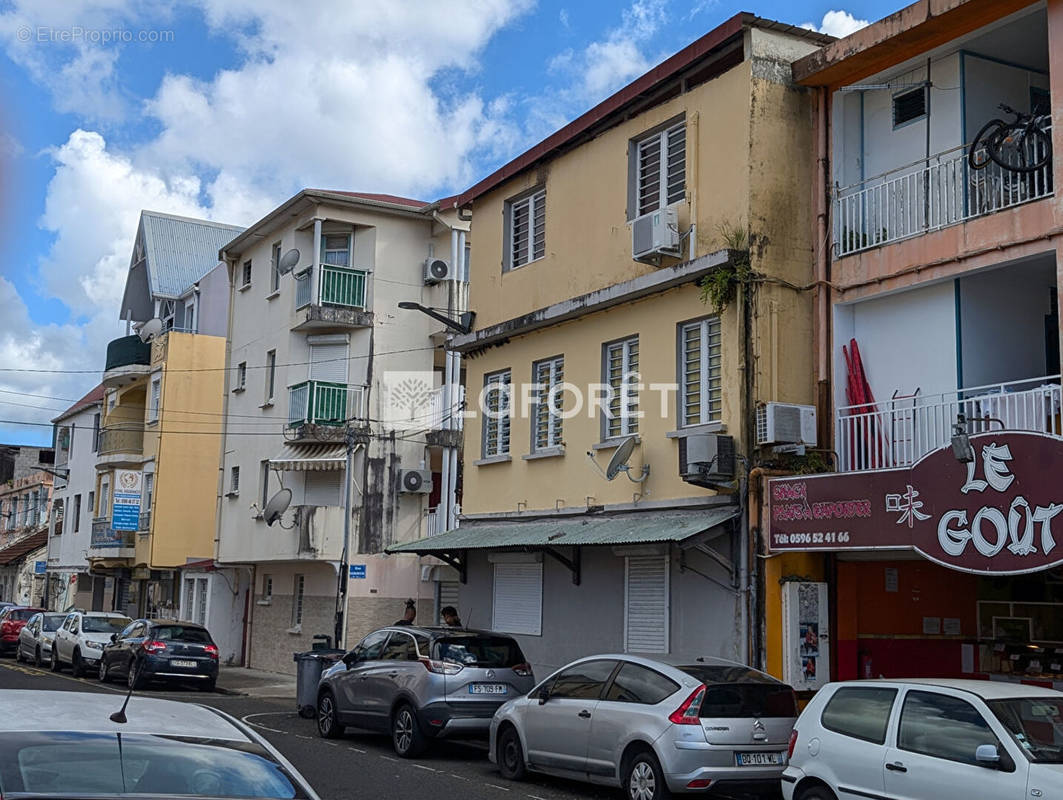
[51,611,131,677]
[15,611,66,666]
[490,654,798,800]
[316,626,535,756]
[99,618,220,691]
[0,689,320,799]
[0,605,44,655]
[782,678,1063,800]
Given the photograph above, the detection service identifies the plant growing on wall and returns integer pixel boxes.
[698,222,753,314]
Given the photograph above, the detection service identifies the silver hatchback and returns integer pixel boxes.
[489,654,797,800]
[316,626,535,757]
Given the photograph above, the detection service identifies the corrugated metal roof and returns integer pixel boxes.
[140,211,245,298]
[269,443,347,471]
[386,507,739,554]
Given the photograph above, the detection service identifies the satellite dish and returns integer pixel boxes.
[263,488,292,527]
[605,436,638,480]
[277,248,300,275]
[138,319,163,343]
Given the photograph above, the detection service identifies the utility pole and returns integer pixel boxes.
[334,426,356,649]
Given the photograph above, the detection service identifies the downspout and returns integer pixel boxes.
[814,87,832,444]
[450,231,466,531]
[688,111,699,259]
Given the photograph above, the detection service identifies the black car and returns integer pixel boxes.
[99,619,219,691]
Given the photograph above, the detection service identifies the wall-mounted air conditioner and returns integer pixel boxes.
[678,433,735,488]
[399,469,433,494]
[632,207,680,263]
[424,258,452,284]
[756,403,817,447]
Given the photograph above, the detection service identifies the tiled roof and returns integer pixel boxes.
[51,383,105,423]
[140,211,245,297]
[0,529,48,566]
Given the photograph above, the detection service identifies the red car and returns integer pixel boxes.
[0,606,45,654]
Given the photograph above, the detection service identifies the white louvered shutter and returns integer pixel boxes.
[492,562,542,635]
[636,121,686,216]
[625,555,669,653]
[304,470,344,506]
[309,342,348,383]
[437,581,460,621]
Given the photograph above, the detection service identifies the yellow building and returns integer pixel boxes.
[391,14,830,676]
[91,211,247,661]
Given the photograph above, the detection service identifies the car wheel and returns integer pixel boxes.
[497,725,527,781]
[623,750,670,800]
[797,786,837,800]
[14,643,22,663]
[127,663,142,690]
[71,649,84,678]
[316,691,343,739]
[50,647,61,672]
[391,703,426,758]
[200,678,217,693]
[99,659,110,682]
[35,646,42,668]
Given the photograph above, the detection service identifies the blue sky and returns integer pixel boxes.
[0,0,898,446]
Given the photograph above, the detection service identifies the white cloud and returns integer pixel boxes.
[801,10,870,39]
[559,9,570,28]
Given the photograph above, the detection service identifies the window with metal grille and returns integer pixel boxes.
[482,370,511,458]
[291,574,305,626]
[679,318,722,427]
[604,336,639,439]
[229,466,240,495]
[507,189,546,270]
[635,121,686,217]
[532,356,564,451]
[892,87,926,127]
[270,242,282,293]
[241,260,252,287]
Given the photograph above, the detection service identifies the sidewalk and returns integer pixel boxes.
[216,666,298,699]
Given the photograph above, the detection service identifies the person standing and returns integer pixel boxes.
[441,606,462,627]
[394,599,416,626]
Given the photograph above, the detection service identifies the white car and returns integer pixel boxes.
[51,611,131,677]
[782,678,1063,800]
[16,611,67,666]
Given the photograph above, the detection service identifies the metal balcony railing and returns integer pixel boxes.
[288,381,365,427]
[90,518,136,549]
[294,270,312,309]
[138,510,151,531]
[319,264,367,308]
[837,375,1062,471]
[98,426,144,456]
[834,131,1053,257]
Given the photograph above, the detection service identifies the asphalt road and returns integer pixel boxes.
[0,658,775,800]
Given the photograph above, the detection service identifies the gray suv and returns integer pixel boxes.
[316,626,535,757]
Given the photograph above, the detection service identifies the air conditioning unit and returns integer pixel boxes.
[632,207,681,263]
[678,433,735,488]
[424,258,452,284]
[399,469,433,494]
[756,402,817,447]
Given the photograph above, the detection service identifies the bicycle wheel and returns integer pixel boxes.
[989,125,1051,173]
[969,118,1006,170]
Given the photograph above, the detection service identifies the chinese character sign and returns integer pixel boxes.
[111,469,142,532]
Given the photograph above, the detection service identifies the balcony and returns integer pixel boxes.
[292,266,373,331]
[103,335,152,388]
[837,376,1062,472]
[96,425,145,467]
[287,381,366,441]
[88,518,135,559]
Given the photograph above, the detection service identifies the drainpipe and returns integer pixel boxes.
[311,218,323,306]
[450,232,465,531]
[814,87,832,442]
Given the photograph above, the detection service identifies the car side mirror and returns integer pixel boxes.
[537,687,550,705]
[343,651,360,668]
[110,633,118,643]
[975,744,1001,768]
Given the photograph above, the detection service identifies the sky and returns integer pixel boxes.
[0,0,898,446]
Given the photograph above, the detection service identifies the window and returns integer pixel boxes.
[148,373,161,423]
[893,86,927,128]
[107,392,116,413]
[550,660,618,700]
[229,466,240,495]
[92,413,100,452]
[270,242,281,294]
[259,460,274,513]
[68,424,75,458]
[604,336,639,439]
[381,632,418,661]
[625,555,668,653]
[532,356,564,451]
[262,574,273,601]
[183,297,196,332]
[73,495,81,534]
[821,686,897,744]
[322,233,351,267]
[632,119,685,217]
[463,242,471,282]
[88,491,94,519]
[99,477,110,518]
[308,338,349,384]
[506,188,546,270]
[235,362,247,392]
[605,662,680,705]
[899,690,999,765]
[679,317,722,427]
[492,561,542,635]
[52,499,64,536]
[143,473,154,513]
[265,350,276,402]
[241,260,252,287]
[291,574,304,626]
[355,630,390,661]
[482,370,511,458]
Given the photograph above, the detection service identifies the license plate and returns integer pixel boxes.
[171,659,198,668]
[735,752,782,766]
[469,683,507,695]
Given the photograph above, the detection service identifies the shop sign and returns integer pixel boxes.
[111,469,142,532]
[768,432,1063,575]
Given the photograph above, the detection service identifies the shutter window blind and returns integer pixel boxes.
[679,318,722,427]
[482,370,511,457]
[636,121,686,216]
[605,337,639,439]
[509,189,546,269]
[309,342,349,384]
[533,356,564,450]
[492,562,542,635]
[304,471,344,507]
[625,555,669,653]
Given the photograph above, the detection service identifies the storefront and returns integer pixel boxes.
[767,431,1063,691]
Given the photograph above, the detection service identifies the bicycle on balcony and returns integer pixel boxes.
[969,103,1052,173]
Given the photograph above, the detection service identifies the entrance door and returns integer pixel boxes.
[783,581,829,691]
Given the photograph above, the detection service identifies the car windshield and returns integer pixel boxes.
[153,625,212,643]
[433,635,526,668]
[0,732,307,798]
[41,616,65,632]
[82,617,131,633]
[6,610,39,622]
[989,697,1063,763]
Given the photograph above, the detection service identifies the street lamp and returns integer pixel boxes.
[397,301,474,335]
[951,412,1006,463]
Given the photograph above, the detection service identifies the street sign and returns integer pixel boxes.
[349,564,366,579]
[34,560,46,575]
[111,469,142,532]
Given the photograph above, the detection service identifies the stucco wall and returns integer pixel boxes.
[48,403,102,572]
[196,262,231,338]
